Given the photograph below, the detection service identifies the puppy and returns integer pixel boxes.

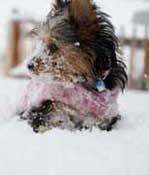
[20,0,127,133]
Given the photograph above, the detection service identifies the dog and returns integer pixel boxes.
[20,0,127,133]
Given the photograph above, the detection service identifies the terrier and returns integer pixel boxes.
[19,0,127,133]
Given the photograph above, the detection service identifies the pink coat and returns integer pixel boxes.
[20,80,120,119]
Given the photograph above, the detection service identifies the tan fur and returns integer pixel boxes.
[70,0,97,43]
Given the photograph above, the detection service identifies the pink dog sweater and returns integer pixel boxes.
[20,80,120,119]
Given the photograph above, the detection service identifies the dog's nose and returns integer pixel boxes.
[27,63,34,70]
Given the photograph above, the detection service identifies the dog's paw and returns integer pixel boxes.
[97,115,121,131]
[28,115,49,133]
[19,100,53,133]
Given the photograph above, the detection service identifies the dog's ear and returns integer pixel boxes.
[70,0,97,44]
[55,0,64,7]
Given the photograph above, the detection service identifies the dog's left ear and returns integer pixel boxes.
[55,0,68,9]
[70,0,97,44]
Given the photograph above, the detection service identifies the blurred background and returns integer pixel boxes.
[0,2,149,172]
[0,0,149,90]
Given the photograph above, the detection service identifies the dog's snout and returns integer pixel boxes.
[27,63,34,70]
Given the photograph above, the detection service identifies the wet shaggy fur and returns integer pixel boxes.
[20,0,127,133]
[32,0,127,89]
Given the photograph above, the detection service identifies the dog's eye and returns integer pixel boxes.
[47,43,58,53]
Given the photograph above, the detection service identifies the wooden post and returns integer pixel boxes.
[144,26,149,75]
[144,40,149,75]
[5,19,21,73]
[142,26,149,89]
[128,26,137,88]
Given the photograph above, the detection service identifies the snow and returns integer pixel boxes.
[0,76,28,122]
[0,76,149,175]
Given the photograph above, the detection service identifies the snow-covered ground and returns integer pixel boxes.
[0,76,149,175]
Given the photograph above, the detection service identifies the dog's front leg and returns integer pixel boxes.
[20,100,53,133]
[97,115,121,131]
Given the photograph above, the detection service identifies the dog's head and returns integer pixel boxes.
[28,0,127,89]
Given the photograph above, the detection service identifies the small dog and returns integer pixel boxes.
[20,0,127,133]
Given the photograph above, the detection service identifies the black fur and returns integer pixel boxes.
[55,0,70,9]
[91,5,127,90]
